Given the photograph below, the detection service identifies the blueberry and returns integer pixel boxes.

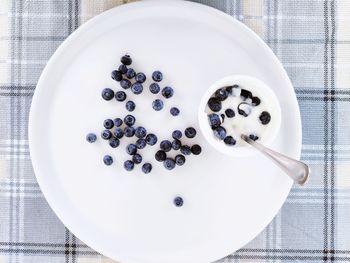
[103,119,114,129]
[135,72,146,83]
[125,100,136,112]
[118,64,127,74]
[103,155,113,166]
[207,97,221,112]
[259,111,271,125]
[101,130,112,140]
[155,150,167,162]
[172,130,182,140]
[170,107,180,116]
[173,196,184,207]
[136,138,146,149]
[131,83,143,94]
[142,163,152,174]
[224,136,236,146]
[115,91,127,102]
[252,97,261,106]
[160,140,172,152]
[101,88,115,101]
[146,133,158,145]
[180,145,191,155]
[225,109,235,118]
[149,83,160,94]
[135,126,147,138]
[175,154,186,166]
[126,68,136,79]
[232,84,241,97]
[172,139,182,150]
[237,102,252,117]
[215,88,228,101]
[124,115,135,126]
[161,86,174,99]
[114,118,123,127]
[191,144,202,155]
[109,137,120,148]
[240,89,253,100]
[225,86,233,94]
[113,128,124,139]
[124,160,134,171]
[213,126,226,140]
[120,79,131,89]
[249,134,259,141]
[86,133,97,143]
[111,70,123,81]
[152,71,163,82]
[121,54,132,65]
[124,126,135,137]
[163,158,176,170]
[132,153,142,164]
[185,127,196,138]
[152,99,164,111]
[208,113,221,128]
[126,144,137,155]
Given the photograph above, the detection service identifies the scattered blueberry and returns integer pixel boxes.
[172,130,182,140]
[225,109,235,118]
[103,119,114,129]
[132,153,142,164]
[173,196,184,207]
[135,126,147,138]
[208,113,221,128]
[224,136,236,145]
[160,140,172,152]
[240,89,253,100]
[101,88,115,101]
[114,118,123,127]
[126,144,137,155]
[172,139,182,150]
[86,133,97,143]
[142,163,152,174]
[161,86,174,99]
[135,72,146,83]
[252,96,261,106]
[149,83,160,94]
[126,68,136,79]
[215,88,228,101]
[249,134,259,141]
[191,144,202,155]
[136,138,147,149]
[124,126,135,137]
[207,97,221,112]
[124,160,134,171]
[109,137,120,148]
[131,83,143,94]
[152,71,163,82]
[152,99,164,111]
[113,128,124,139]
[101,130,112,140]
[237,102,252,117]
[175,154,186,166]
[121,54,132,65]
[170,107,180,116]
[111,70,123,81]
[125,100,136,112]
[155,150,167,162]
[118,64,127,74]
[213,126,226,140]
[115,91,127,101]
[124,115,135,126]
[163,158,176,170]
[103,155,113,166]
[185,127,196,138]
[180,145,191,155]
[120,79,131,89]
[146,133,158,145]
[259,111,271,125]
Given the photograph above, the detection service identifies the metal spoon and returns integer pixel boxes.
[241,135,310,185]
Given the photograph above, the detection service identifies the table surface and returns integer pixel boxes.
[0,0,349,262]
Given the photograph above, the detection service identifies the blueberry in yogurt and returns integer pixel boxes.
[237,102,252,117]
[259,111,271,125]
[207,97,221,112]
[213,126,226,140]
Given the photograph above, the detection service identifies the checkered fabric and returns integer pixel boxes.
[0,0,349,262]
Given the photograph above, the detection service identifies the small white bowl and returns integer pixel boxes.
[198,75,282,157]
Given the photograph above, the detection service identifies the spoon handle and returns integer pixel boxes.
[241,135,310,185]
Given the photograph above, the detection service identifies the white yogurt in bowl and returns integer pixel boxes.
[198,75,282,157]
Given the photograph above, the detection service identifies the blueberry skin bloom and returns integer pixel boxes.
[135,126,147,138]
[126,68,136,79]
[152,71,163,82]
[86,133,97,143]
[115,91,127,102]
[120,79,131,89]
[142,163,152,174]
[103,119,114,129]
[170,107,180,116]
[172,130,182,140]
[125,100,136,112]
[161,86,174,99]
[136,138,146,149]
[131,83,143,95]
[124,160,134,171]
[101,88,114,101]
[132,153,142,164]
[146,133,158,145]
[109,138,120,148]
[113,118,123,127]
[113,128,124,139]
[163,158,176,170]
[172,139,181,150]
[160,140,172,152]
[124,115,135,126]
[124,126,135,137]
[101,130,112,140]
[185,127,197,138]
[126,144,137,155]
[121,54,132,65]
[135,72,146,83]
[175,154,186,166]
[103,155,113,166]
[173,196,184,207]
[208,113,221,128]
[149,83,160,94]
[214,126,226,140]
[111,70,123,81]
[180,145,191,155]
[152,99,164,111]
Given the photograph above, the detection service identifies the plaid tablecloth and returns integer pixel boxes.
[1,0,349,262]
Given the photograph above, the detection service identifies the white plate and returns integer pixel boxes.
[29,1,301,263]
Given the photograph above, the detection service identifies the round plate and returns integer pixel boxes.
[29,1,301,263]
